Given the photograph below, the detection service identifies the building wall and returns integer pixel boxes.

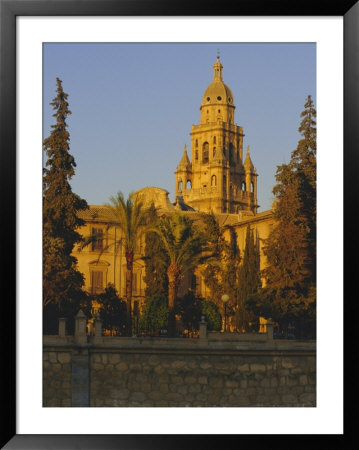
[74,219,146,300]
[73,202,275,308]
[43,335,316,407]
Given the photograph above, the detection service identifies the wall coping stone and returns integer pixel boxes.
[43,336,315,357]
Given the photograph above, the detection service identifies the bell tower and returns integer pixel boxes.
[175,57,259,214]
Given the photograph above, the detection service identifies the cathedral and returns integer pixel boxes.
[75,57,274,306]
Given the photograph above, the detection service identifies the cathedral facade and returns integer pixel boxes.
[75,57,274,306]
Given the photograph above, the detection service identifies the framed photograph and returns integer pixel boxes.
[1,0,356,448]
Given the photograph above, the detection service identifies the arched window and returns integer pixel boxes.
[186,180,192,190]
[178,179,183,192]
[213,147,216,157]
[202,142,209,164]
[241,181,246,191]
[211,175,217,187]
[251,182,254,193]
[195,150,198,160]
[213,136,216,144]
[195,139,198,147]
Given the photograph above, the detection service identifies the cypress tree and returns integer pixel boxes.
[236,225,261,331]
[43,78,88,333]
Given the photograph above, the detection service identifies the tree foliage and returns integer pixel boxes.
[200,299,222,331]
[95,284,126,335]
[139,294,169,333]
[201,215,241,327]
[263,95,316,289]
[176,292,222,333]
[236,225,261,331]
[43,78,88,333]
[148,212,211,336]
[248,96,316,336]
[143,206,169,298]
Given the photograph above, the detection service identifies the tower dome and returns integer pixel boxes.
[200,57,235,125]
[201,57,235,108]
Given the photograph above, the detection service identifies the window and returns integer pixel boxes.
[186,180,192,190]
[178,179,183,192]
[202,142,209,164]
[91,271,103,294]
[213,136,216,144]
[211,175,217,187]
[241,181,246,191]
[251,182,254,193]
[195,150,198,160]
[92,228,103,251]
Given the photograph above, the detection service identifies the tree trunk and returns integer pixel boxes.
[167,263,181,337]
[125,251,133,336]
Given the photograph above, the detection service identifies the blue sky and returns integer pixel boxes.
[43,43,316,212]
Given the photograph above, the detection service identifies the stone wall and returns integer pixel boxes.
[43,334,316,407]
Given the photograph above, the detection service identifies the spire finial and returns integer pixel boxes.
[213,54,223,81]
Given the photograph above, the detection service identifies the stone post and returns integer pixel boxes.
[75,310,88,344]
[58,318,66,337]
[266,318,274,342]
[94,316,103,344]
[199,315,207,340]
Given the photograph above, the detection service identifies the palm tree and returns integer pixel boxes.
[148,212,211,337]
[106,192,154,336]
[81,191,152,336]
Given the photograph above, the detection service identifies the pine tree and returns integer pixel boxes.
[254,95,316,335]
[263,95,316,289]
[43,78,88,332]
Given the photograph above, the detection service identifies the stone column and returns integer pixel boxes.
[199,316,207,340]
[75,310,87,344]
[71,350,89,407]
[266,318,274,342]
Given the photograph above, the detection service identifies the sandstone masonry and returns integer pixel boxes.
[43,331,316,407]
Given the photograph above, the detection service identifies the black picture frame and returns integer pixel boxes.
[1,1,356,448]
